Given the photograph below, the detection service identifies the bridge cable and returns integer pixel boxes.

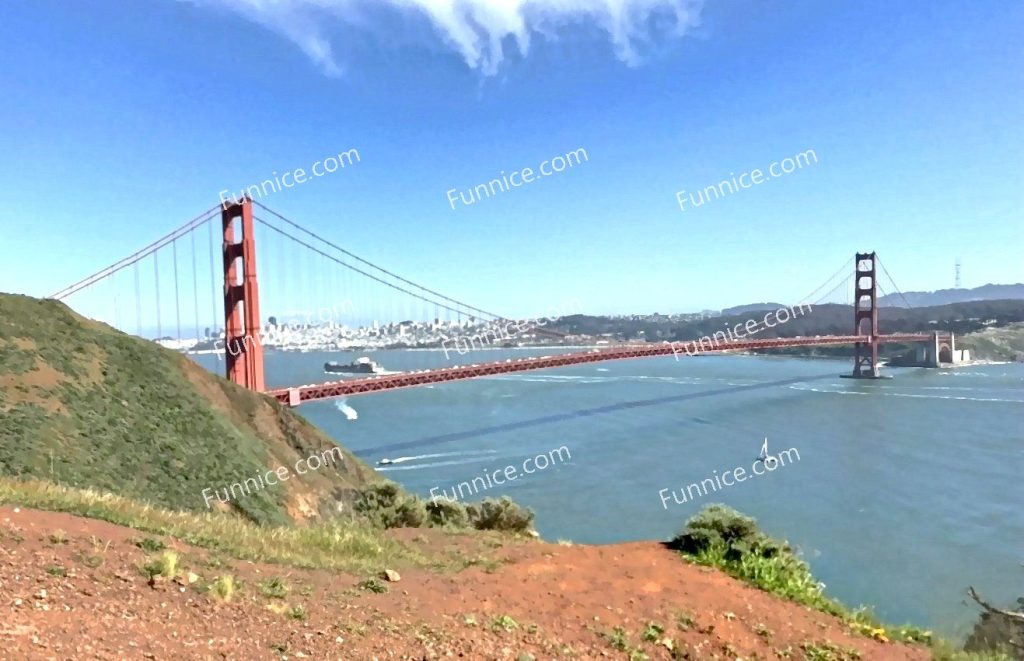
[254,216,497,321]
[253,202,506,322]
[172,237,182,341]
[154,252,162,339]
[191,227,200,341]
[134,262,142,335]
[876,256,914,309]
[50,205,221,301]
[208,218,218,337]
[798,256,853,306]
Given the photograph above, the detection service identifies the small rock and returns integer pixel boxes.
[382,569,401,582]
[186,572,200,585]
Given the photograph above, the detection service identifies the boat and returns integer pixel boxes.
[324,356,386,375]
[377,458,394,466]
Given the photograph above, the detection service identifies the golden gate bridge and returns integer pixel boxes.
[51,199,954,406]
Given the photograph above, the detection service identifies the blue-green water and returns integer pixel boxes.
[195,349,1024,638]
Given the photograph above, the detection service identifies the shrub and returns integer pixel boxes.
[259,577,289,599]
[357,578,388,594]
[669,503,787,562]
[354,482,427,529]
[143,550,180,580]
[669,504,934,646]
[466,497,535,533]
[209,575,236,602]
[425,497,470,528]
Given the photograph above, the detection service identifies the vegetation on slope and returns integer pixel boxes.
[669,504,1020,660]
[959,323,1024,362]
[0,477,534,572]
[0,293,378,525]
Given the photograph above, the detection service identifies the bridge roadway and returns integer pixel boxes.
[268,333,933,405]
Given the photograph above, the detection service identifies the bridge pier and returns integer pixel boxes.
[848,252,883,379]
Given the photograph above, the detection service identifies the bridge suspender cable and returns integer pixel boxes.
[876,256,914,309]
[253,202,507,322]
[253,216,494,321]
[49,205,222,301]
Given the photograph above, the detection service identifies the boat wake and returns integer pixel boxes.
[333,399,358,420]
[375,449,497,469]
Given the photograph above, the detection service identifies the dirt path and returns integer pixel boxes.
[0,506,927,660]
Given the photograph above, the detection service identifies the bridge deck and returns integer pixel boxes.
[268,333,933,405]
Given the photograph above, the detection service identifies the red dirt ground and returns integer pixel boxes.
[0,506,928,660]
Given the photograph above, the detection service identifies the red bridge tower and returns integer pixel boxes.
[222,198,266,392]
[851,251,880,378]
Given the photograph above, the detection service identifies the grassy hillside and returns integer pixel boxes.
[959,323,1024,362]
[0,293,378,526]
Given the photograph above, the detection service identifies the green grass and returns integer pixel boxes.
[669,505,1024,660]
[357,578,388,593]
[0,477,435,573]
[670,505,933,645]
[259,576,290,599]
[0,294,375,526]
[142,550,180,579]
[208,575,237,602]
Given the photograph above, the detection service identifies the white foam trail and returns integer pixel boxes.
[333,399,358,420]
[787,385,1023,403]
[377,456,498,472]
[386,450,497,464]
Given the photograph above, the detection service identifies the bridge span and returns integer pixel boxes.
[269,333,936,406]
[52,198,955,404]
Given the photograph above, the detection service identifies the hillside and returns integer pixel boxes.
[0,293,377,525]
[959,322,1024,362]
[878,284,1024,307]
[554,300,1024,351]
[0,497,936,660]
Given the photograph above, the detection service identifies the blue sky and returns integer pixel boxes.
[0,0,1021,321]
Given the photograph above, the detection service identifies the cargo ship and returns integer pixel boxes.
[323,356,386,375]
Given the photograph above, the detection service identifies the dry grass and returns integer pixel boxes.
[0,477,431,573]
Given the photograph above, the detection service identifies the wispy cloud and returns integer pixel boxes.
[187,0,704,76]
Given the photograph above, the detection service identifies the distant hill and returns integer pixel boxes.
[721,302,787,315]
[879,283,1024,307]
[554,299,1024,352]
[0,294,377,525]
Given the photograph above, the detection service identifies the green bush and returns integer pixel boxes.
[669,504,935,646]
[669,504,832,612]
[425,497,470,528]
[669,503,787,562]
[466,497,535,533]
[356,483,534,534]
[354,482,427,529]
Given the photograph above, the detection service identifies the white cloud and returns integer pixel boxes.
[188,0,704,75]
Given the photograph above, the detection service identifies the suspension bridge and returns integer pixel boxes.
[51,198,956,406]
